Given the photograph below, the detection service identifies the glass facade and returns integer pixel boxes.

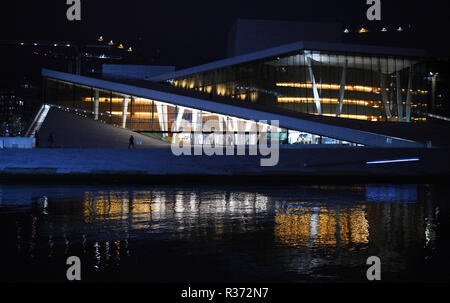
[43,78,362,146]
[167,50,429,122]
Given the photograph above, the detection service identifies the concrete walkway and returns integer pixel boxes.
[1,147,450,183]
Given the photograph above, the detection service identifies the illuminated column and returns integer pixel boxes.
[156,102,168,138]
[406,68,413,122]
[109,92,113,124]
[246,120,257,145]
[192,109,198,145]
[228,117,236,145]
[306,57,322,115]
[174,107,185,130]
[396,72,403,122]
[156,102,163,132]
[94,90,99,120]
[336,60,348,117]
[225,116,234,146]
[129,97,133,130]
[379,71,392,121]
[259,123,269,144]
[233,118,242,145]
[164,105,168,134]
[122,97,129,128]
[191,109,202,145]
[217,115,224,146]
[172,107,185,144]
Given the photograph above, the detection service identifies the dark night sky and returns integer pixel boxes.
[1,0,450,79]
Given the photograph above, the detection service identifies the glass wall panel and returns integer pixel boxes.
[44,78,58,105]
[43,78,363,146]
[168,50,429,123]
[96,89,112,125]
[57,81,74,108]
[74,84,94,117]
[130,97,152,131]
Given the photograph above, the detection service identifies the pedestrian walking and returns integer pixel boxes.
[128,135,135,149]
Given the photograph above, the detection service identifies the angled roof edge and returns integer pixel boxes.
[149,40,428,82]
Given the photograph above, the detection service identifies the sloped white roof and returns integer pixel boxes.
[149,40,427,82]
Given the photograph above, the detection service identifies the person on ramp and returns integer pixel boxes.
[128,135,135,149]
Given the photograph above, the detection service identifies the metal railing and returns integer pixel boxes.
[24,104,51,137]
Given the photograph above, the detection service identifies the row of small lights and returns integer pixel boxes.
[19,42,72,47]
[344,26,410,34]
[98,35,133,52]
[56,105,113,118]
[19,37,133,53]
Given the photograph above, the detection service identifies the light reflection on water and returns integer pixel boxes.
[0,184,448,283]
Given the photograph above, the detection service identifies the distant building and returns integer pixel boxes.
[102,65,175,81]
[227,19,343,57]
[0,80,37,137]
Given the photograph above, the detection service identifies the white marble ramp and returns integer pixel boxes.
[36,107,169,149]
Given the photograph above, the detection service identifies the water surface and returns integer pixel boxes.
[0,184,448,283]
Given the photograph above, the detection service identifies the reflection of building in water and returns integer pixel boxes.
[81,190,272,238]
[424,203,439,250]
[274,204,369,248]
[2,184,446,282]
[83,190,155,224]
[364,200,426,273]
[274,185,425,250]
[273,190,429,276]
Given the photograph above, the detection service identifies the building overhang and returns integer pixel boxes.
[148,40,428,82]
